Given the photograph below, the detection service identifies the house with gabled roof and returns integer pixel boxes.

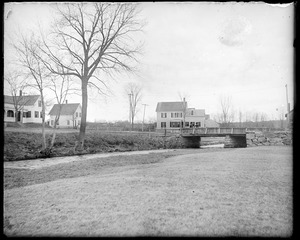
[4,92,43,124]
[48,101,81,128]
[156,100,219,131]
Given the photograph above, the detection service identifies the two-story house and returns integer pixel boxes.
[4,93,43,124]
[48,102,82,128]
[156,100,207,131]
[156,100,220,131]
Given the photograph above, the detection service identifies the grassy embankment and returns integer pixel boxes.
[4,129,186,161]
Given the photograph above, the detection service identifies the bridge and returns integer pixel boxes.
[180,128,247,148]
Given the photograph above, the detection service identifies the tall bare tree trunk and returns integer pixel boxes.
[51,127,57,148]
[131,115,134,131]
[79,80,88,147]
[50,115,60,148]
[40,91,46,150]
[14,108,18,123]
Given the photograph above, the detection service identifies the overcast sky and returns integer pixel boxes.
[4,2,294,122]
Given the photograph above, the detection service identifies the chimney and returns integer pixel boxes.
[19,90,22,96]
[65,100,68,104]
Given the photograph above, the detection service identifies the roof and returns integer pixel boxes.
[4,95,40,106]
[186,108,205,117]
[49,103,81,116]
[156,102,187,112]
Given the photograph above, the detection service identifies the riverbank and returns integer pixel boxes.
[4,129,183,161]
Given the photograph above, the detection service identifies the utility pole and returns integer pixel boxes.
[285,84,290,127]
[142,103,148,131]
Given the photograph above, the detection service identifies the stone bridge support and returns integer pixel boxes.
[180,136,201,148]
[224,135,247,148]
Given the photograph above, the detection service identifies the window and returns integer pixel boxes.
[7,110,14,118]
[170,122,181,128]
[161,122,166,128]
[171,113,183,118]
[76,112,78,117]
[173,113,182,118]
[40,112,43,118]
[191,110,194,115]
[51,120,54,126]
[38,100,42,107]
[67,120,70,125]
[56,119,59,125]
[35,111,39,118]
[190,122,195,128]
[26,111,31,118]
[185,122,189,127]
[161,113,167,118]
[196,122,201,127]
[23,112,26,118]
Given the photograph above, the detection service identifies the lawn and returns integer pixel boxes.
[3,146,292,237]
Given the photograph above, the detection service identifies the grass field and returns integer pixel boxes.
[4,146,292,237]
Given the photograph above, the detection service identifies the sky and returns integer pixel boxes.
[4,2,294,122]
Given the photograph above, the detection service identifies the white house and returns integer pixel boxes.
[48,103,82,128]
[4,94,43,124]
[156,100,219,131]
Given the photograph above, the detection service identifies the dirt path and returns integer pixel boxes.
[4,149,175,170]
[4,146,292,237]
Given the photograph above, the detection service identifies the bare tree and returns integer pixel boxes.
[48,74,78,148]
[125,82,142,130]
[260,112,268,122]
[13,33,51,151]
[238,109,243,127]
[230,108,236,125]
[219,95,233,127]
[37,3,144,147]
[253,112,259,127]
[4,71,30,123]
[245,111,252,122]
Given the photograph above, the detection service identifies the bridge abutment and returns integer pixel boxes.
[180,136,201,148]
[224,135,247,148]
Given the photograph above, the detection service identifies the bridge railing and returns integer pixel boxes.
[232,128,246,134]
[219,128,232,134]
[206,128,219,134]
[181,127,246,135]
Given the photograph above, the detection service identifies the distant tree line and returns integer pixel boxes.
[212,95,288,129]
[219,120,287,129]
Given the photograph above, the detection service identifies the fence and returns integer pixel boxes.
[181,128,246,135]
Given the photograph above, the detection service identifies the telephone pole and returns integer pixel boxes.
[285,84,290,128]
[142,103,148,131]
